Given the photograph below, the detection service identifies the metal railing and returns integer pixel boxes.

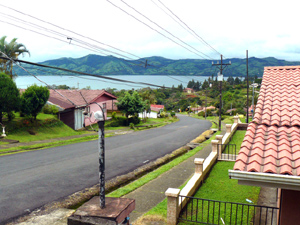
[218,143,237,161]
[178,195,279,225]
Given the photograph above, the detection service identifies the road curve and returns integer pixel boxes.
[0,115,211,224]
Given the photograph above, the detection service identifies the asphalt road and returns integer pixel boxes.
[0,115,211,224]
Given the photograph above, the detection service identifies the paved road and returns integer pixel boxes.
[0,115,211,224]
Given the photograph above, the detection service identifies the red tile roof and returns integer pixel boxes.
[233,66,300,177]
[48,89,116,109]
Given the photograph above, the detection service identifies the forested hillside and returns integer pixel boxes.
[15,54,300,76]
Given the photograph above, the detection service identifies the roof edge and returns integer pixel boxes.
[229,170,300,191]
[264,65,300,70]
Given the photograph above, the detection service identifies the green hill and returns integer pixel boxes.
[16,54,300,77]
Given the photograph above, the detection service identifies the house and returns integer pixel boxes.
[139,104,164,119]
[48,89,117,130]
[229,66,300,224]
[183,88,194,94]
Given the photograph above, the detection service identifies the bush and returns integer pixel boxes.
[111,111,117,120]
[198,111,205,117]
[129,123,135,129]
[170,111,176,117]
[128,116,140,125]
[42,104,59,115]
[159,111,169,118]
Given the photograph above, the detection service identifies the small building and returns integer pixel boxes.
[48,89,117,130]
[183,88,194,94]
[139,104,164,119]
[229,66,300,225]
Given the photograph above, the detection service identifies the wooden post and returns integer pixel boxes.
[165,188,181,225]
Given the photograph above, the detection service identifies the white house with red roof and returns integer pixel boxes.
[48,89,117,130]
[229,66,300,224]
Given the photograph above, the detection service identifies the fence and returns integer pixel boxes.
[218,143,237,161]
[178,195,279,225]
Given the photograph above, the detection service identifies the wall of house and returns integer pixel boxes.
[59,109,75,130]
[84,102,108,127]
[279,189,300,225]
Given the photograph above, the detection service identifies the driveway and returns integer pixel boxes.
[0,115,211,224]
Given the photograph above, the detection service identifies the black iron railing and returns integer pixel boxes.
[178,195,279,225]
[218,143,237,161]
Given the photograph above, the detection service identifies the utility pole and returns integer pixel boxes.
[246,50,249,123]
[212,55,231,131]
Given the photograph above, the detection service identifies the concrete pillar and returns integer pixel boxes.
[233,116,239,124]
[165,188,181,225]
[194,158,204,174]
[226,124,232,134]
[211,140,219,153]
[215,135,223,160]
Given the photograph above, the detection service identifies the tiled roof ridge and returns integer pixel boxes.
[264,66,300,70]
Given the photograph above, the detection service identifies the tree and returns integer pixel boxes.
[115,91,145,119]
[20,85,49,120]
[0,36,30,79]
[0,72,20,123]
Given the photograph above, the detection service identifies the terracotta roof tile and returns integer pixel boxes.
[233,66,300,177]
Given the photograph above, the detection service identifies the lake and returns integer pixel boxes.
[15,75,214,90]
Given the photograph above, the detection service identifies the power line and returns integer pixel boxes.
[0,56,170,88]
[156,0,222,57]
[119,0,213,59]
[0,4,149,66]
[0,50,77,106]
[106,0,210,59]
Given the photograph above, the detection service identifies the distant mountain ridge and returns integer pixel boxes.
[15,54,300,77]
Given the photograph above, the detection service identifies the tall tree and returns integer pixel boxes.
[0,72,20,123]
[20,85,49,120]
[115,91,145,119]
[0,36,30,79]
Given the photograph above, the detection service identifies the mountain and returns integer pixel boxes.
[15,54,300,77]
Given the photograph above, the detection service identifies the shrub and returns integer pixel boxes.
[111,111,117,120]
[170,111,176,117]
[42,104,59,115]
[128,116,140,125]
[129,123,135,129]
[198,111,205,117]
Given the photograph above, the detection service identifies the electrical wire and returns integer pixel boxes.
[0,4,149,66]
[156,0,222,57]
[119,0,213,60]
[106,0,210,59]
[0,50,77,106]
[0,56,171,88]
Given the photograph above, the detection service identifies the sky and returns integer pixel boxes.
[1,0,300,63]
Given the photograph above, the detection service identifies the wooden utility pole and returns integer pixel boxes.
[212,55,231,131]
[246,50,249,123]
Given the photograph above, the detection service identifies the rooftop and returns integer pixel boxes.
[230,66,300,190]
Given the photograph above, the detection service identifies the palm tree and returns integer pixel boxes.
[0,36,30,79]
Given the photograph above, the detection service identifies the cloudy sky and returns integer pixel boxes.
[1,0,300,63]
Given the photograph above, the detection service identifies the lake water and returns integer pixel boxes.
[15,75,213,90]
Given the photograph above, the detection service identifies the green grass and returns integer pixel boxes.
[226,130,246,154]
